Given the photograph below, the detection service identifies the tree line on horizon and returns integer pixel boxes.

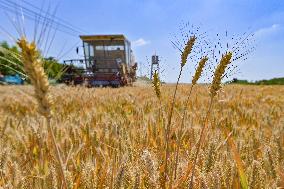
[229,77,284,85]
[0,41,66,80]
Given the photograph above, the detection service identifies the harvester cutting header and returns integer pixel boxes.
[63,34,137,87]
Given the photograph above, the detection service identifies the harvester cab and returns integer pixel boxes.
[63,34,137,87]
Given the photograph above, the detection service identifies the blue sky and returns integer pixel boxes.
[0,0,283,82]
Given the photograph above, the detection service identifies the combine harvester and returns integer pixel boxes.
[62,34,137,87]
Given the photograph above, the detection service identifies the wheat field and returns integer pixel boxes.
[0,84,283,188]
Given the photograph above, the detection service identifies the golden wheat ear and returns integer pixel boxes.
[181,36,196,67]
[192,56,209,85]
[173,55,209,179]
[152,70,161,99]
[189,52,233,189]
[210,52,233,97]
[17,37,67,188]
[17,37,53,117]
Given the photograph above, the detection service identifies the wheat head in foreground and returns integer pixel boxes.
[17,37,53,117]
[210,52,232,97]
[161,34,197,188]
[17,37,67,188]
[192,56,209,85]
[181,36,196,67]
[152,70,161,99]
[208,51,249,189]
[189,51,233,189]
[173,55,209,179]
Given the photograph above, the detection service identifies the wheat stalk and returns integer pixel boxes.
[17,37,68,189]
[189,52,232,189]
[173,56,208,179]
[221,122,249,189]
[162,35,196,188]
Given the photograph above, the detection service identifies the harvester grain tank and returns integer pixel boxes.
[62,34,137,87]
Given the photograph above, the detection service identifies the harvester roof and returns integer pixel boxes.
[79,34,128,42]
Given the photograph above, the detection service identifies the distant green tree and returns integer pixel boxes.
[229,78,250,84]
[228,77,284,85]
[43,57,67,80]
[0,41,25,76]
[0,41,67,81]
[255,77,284,85]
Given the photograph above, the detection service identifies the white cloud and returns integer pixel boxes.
[255,24,281,38]
[132,38,150,47]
